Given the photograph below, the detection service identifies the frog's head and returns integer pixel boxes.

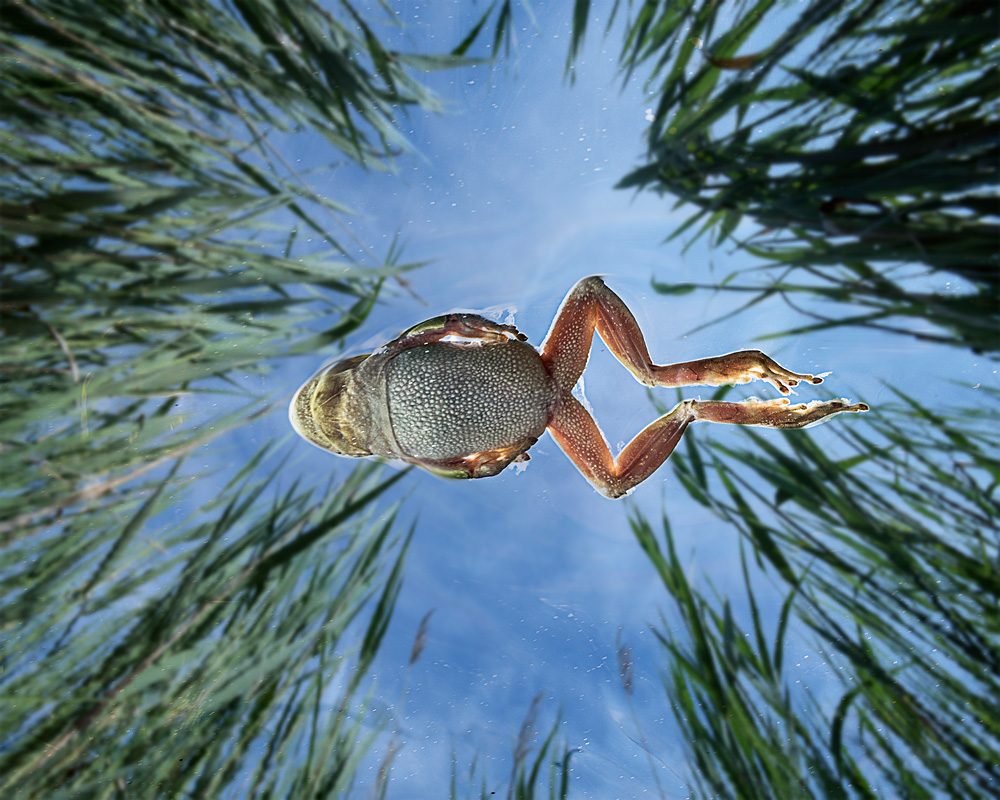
[289,355,372,456]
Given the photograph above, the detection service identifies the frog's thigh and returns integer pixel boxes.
[541,276,657,391]
[546,395,695,498]
[541,277,827,395]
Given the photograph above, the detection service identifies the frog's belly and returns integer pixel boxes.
[385,341,552,459]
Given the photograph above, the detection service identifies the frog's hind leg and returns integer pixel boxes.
[547,394,868,499]
[692,397,869,428]
[546,394,693,499]
[540,276,825,395]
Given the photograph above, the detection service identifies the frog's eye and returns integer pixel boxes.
[324,353,369,376]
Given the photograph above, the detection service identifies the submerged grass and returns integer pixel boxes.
[634,389,999,797]
[2,1,570,797]
[0,456,411,797]
[0,0,479,538]
[447,696,572,800]
[564,2,999,793]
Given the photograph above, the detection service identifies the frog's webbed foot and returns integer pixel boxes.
[683,350,825,395]
[547,393,869,499]
[692,397,870,429]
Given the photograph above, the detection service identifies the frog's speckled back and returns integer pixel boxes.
[385,340,552,459]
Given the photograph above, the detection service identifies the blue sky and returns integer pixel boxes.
[213,1,997,796]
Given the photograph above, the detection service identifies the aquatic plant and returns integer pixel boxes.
[633,392,999,797]
[571,0,999,352]
[0,2,568,797]
[563,2,999,795]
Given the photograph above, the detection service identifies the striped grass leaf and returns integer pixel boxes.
[0,452,410,798]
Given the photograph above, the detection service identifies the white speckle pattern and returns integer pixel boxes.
[386,341,552,458]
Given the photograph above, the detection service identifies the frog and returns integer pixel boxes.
[290,276,869,498]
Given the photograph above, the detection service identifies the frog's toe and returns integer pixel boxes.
[764,366,823,394]
[741,353,824,394]
[781,398,870,427]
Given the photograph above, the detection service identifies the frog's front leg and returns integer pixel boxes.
[547,393,868,499]
[541,276,823,394]
[391,313,526,350]
[410,438,537,480]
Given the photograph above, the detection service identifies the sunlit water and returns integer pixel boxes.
[182,3,995,797]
